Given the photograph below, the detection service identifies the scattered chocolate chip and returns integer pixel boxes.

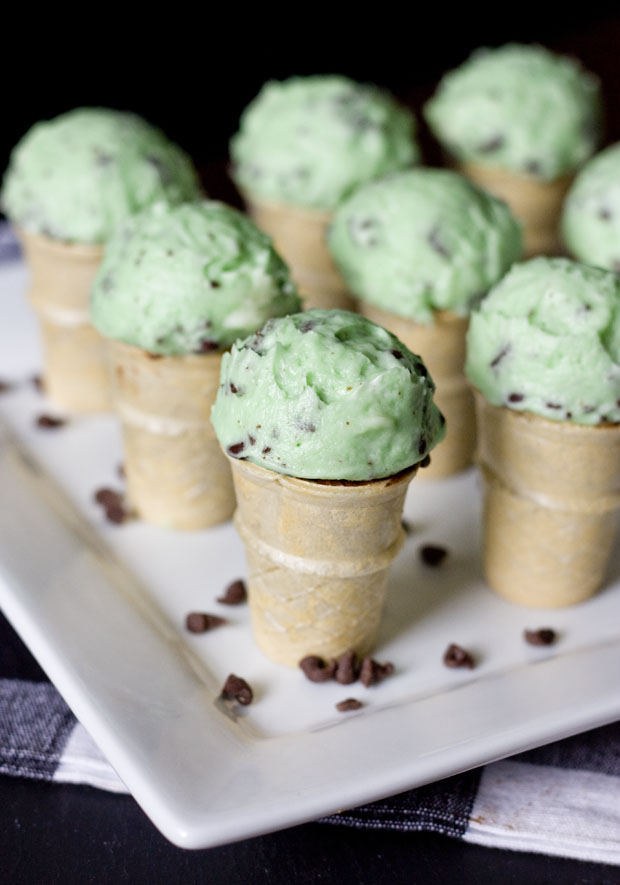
[0,379,13,394]
[335,651,359,685]
[105,501,129,525]
[210,280,221,288]
[420,545,448,567]
[565,412,573,420]
[508,393,524,403]
[185,612,227,633]
[427,226,451,259]
[93,488,129,525]
[262,446,272,455]
[31,375,44,392]
[359,657,394,687]
[227,442,245,456]
[336,698,363,712]
[524,628,556,646]
[218,579,247,605]
[390,348,403,360]
[248,435,256,446]
[490,345,510,369]
[94,488,122,507]
[546,402,562,409]
[478,134,505,153]
[220,674,253,706]
[299,655,337,683]
[229,383,239,394]
[443,643,475,669]
[298,422,316,433]
[196,339,219,354]
[299,320,315,333]
[419,454,431,469]
[35,414,66,429]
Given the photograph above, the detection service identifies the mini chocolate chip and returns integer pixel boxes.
[146,352,163,360]
[335,651,359,685]
[0,380,13,394]
[478,134,505,153]
[508,393,524,403]
[218,579,247,605]
[35,414,66,429]
[229,383,239,394]
[420,545,448,567]
[427,226,451,259]
[359,657,394,687]
[221,674,253,706]
[525,159,542,175]
[299,320,315,333]
[419,454,431,469]
[443,644,475,669]
[390,349,404,360]
[262,446,272,455]
[299,655,337,683]
[210,280,221,288]
[490,345,510,369]
[248,435,256,446]
[105,501,129,525]
[196,339,219,353]
[524,628,556,646]
[565,412,573,420]
[298,422,316,433]
[31,375,44,392]
[336,698,363,712]
[227,442,245,456]
[185,612,227,633]
[546,402,562,409]
[94,488,123,508]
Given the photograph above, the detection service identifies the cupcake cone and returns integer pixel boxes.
[244,195,355,311]
[228,457,416,666]
[360,302,474,478]
[17,229,109,412]
[108,341,235,530]
[460,165,573,257]
[475,391,620,607]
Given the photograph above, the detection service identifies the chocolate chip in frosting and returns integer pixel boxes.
[478,134,505,153]
[508,392,524,403]
[490,345,510,369]
[227,442,245,456]
[196,338,219,354]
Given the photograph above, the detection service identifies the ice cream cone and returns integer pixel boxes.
[228,457,416,666]
[17,229,110,412]
[475,391,620,607]
[360,302,473,478]
[243,195,355,311]
[460,165,573,258]
[107,341,235,530]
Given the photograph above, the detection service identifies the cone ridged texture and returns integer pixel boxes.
[360,302,473,478]
[108,341,234,530]
[229,457,415,666]
[461,165,573,257]
[18,230,109,412]
[475,392,620,607]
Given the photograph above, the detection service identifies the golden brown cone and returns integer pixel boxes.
[228,457,416,666]
[460,164,573,258]
[17,229,110,412]
[360,302,474,479]
[107,341,235,530]
[475,391,620,607]
[243,195,355,311]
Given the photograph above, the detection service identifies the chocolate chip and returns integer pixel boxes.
[299,320,315,333]
[334,651,359,685]
[31,375,44,392]
[185,612,227,633]
[299,655,337,683]
[227,442,245,456]
[35,414,66,429]
[418,437,427,456]
[218,579,247,605]
[105,501,129,525]
[359,657,394,687]
[229,383,239,394]
[490,345,510,369]
[262,446,272,455]
[524,628,556,646]
[0,380,13,394]
[196,339,219,354]
[220,674,253,706]
[210,280,221,288]
[390,349,404,360]
[298,422,316,433]
[443,644,475,669]
[565,412,573,420]
[525,159,542,176]
[427,226,451,259]
[419,454,431,469]
[94,488,123,507]
[420,545,448,567]
[478,134,505,153]
[508,393,524,403]
[336,698,363,712]
[93,488,129,525]
[546,402,562,409]
[248,435,256,446]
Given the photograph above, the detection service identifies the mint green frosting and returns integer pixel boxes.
[425,44,601,181]
[211,309,445,481]
[562,143,620,270]
[91,201,301,355]
[1,108,201,244]
[466,258,620,425]
[328,168,522,323]
[230,75,419,211]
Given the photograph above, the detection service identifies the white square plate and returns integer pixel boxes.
[1,260,619,849]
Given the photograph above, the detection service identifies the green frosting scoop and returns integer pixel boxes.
[327,168,522,324]
[90,200,301,355]
[211,309,445,481]
[466,257,620,425]
[1,108,201,244]
[562,143,620,271]
[425,44,601,181]
[230,75,419,211]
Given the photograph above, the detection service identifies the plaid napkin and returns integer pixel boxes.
[1,224,619,864]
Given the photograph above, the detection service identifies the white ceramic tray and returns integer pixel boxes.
[1,260,619,849]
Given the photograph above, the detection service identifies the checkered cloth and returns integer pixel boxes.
[1,224,619,864]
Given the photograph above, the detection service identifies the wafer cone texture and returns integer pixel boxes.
[360,302,474,478]
[475,392,620,607]
[460,165,573,258]
[108,341,235,530]
[17,229,110,412]
[229,457,415,666]
[244,195,355,311]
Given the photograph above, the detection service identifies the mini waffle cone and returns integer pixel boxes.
[475,391,620,607]
[107,341,235,530]
[243,195,355,311]
[360,302,474,478]
[460,164,573,257]
[228,457,416,666]
[17,229,110,412]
